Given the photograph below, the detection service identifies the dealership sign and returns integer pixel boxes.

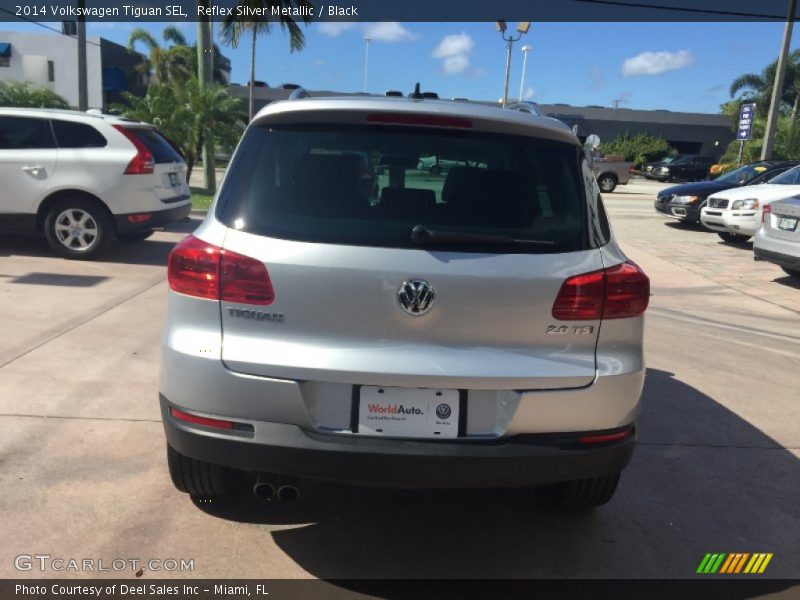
[737,103,756,141]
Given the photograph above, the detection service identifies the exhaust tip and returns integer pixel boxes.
[252,481,276,501]
[277,485,300,502]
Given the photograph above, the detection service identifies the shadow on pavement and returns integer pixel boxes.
[774,274,800,290]
[663,221,708,233]
[194,368,800,582]
[0,217,198,266]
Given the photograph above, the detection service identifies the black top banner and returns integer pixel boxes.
[0,0,799,22]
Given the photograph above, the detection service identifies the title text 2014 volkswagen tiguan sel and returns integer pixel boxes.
[160,93,650,508]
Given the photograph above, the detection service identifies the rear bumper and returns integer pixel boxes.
[161,394,635,488]
[114,202,190,234]
[754,246,800,271]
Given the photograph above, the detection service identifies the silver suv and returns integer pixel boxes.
[160,94,649,508]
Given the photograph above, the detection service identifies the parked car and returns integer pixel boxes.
[754,195,800,279]
[161,94,650,508]
[592,157,633,193]
[650,155,715,182]
[655,161,798,224]
[0,108,190,259]
[701,164,800,243]
[642,155,681,179]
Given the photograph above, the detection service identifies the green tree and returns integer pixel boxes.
[112,79,245,182]
[127,26,193,85]
[599,132,673,168]
[0,81,70,108]
[729,50,800,119]
[220,0,313,120]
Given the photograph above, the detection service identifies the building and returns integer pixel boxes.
[229,85,734,159]
[0,29,150,109]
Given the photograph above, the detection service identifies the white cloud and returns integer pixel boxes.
[622,50,693,77]
[432,32,475,75]
[319,22,418,43]
[522,86,535,100]
[313,59,326,67]
[318,22,357,37]
[364,22,418,42]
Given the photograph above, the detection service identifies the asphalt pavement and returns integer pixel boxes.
[1,178,799,581]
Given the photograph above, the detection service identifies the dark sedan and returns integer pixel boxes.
[654,161,799,223]
[650,155,716,182]
[642,155,683,179]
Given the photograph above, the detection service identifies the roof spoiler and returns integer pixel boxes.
[288,87,311,100]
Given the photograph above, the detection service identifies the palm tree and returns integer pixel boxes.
[220,0,313,120]
[128,26,192,85]
[730,50,800,119]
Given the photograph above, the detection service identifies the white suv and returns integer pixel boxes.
[0,108,191,259]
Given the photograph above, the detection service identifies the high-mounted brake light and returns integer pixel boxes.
[365,113,473,129]
[167,235,275,305]
[552,261,650,320]
[113,125,155,174]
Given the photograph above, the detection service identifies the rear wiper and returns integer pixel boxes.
[410,225,555,246]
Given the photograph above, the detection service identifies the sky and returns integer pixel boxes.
[3,19,800,113]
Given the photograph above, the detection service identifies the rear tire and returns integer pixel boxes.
[717,232,751,244]
[43,198,114,260]
[781,267,800,279]
[117,230,155,243]
[167,444,235,496]
[546,472,621,509]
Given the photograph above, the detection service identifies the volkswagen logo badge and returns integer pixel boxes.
[398,279,436,316]
[436,403,452,420]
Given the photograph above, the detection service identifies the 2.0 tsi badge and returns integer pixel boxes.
[398,279,436,316]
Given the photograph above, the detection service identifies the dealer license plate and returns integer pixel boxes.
[357,386,459,439]
[168,172,180,187]
[778,216,798,231]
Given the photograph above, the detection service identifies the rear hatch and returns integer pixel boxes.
[766,197,800,242]
[214,114,604,390]
[118,125,189,200]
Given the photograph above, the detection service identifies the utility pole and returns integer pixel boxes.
[762,0,797,160]
[196,0,216,192]
[363,36,371,93]
[496,21,530,108]
[76,0,87,111]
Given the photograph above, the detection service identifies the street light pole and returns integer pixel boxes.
[761,0,797,160]
[502,37,513,107]
[363,36,371,93]
[496,21,530,108]
[518,44,531,102]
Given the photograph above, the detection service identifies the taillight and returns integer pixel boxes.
[552,261,649,321]
[113,125,154,174]
[167,236,221,299]
[220,249,275,305]
[762,204,772,223]
[167,235,275,305]
[602,261,650,319]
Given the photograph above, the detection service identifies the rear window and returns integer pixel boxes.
[217,124,587,254]
[125,127,183,163]
[52,120,107,148]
